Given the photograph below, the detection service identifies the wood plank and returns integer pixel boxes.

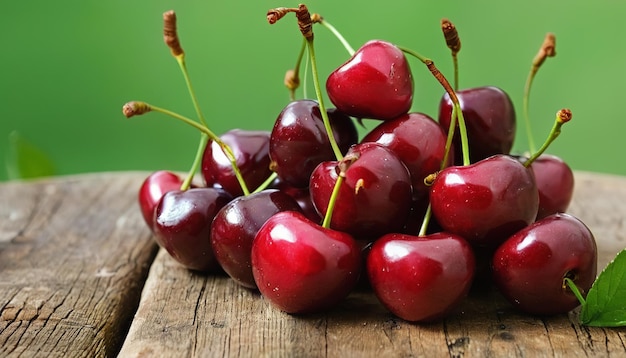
[119,171,626,357]
[0,173,159,357]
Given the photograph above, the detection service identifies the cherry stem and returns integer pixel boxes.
[322,173,345,228]
[441,18,461,91]
[163,11,213,191]
[285,38,307,101]
[122,101,250,195]
[307,38,344,161]
[322,154,358,228]
[441,104,459,168]
[523,108,571,168]
[523,33,556,154]
[314,16,355,56]
[399,46,470,166]
[564,277,587,306]
[251,172,278,194]
[418,204,433,237]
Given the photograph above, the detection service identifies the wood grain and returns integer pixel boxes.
[119,171,626,357]
[0,172,158,357]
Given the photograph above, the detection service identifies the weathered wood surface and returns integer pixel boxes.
[1,171,625,357]
[0,172,158,357]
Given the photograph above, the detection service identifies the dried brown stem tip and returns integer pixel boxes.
[533,33,556,68]
[441,18,461,54]
[284,69,300,90]
[267,7,297,24]
[557,108,572,123]
[296,4,314,39]
[163,10,184,57]
[311,13,323,23]
[122,101,151,118]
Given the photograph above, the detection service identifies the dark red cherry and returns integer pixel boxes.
[529,154,575,219]
[430,154,539,248]
[367,232,475,322]
[439,86,516,164]
[251,211,362,314]
[201,129,272,197]
[153,187,232,272]
[309,142,413,240]
[327,40,414,121]
[138,170,184,230]
[361,112,450,201]
[492,213,597,316]
[269,99,358,188]
[210,189,302,289]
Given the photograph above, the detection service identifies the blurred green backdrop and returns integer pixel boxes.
[2,0,625,181]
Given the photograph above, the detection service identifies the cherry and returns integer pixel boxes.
[153,187,232,272]
[137,170,184,230]
[361,112,450,201]
[326,40,414,121]
[309,142,413,240]
[528,154,575,219]
[269,99,358,188]
[251,211,362,314]
[367,232,475,322]
[210,189,302,289]
[439,86,516,164]
[201,129,272,197]
[429,154,539,248]
[492,213,597,316]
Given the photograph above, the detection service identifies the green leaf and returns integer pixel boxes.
[580,249,626,327]
[6,131,56,180]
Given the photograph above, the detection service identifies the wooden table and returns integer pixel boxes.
[1,171,625,357]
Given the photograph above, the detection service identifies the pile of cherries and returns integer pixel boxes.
[131,6,597,322]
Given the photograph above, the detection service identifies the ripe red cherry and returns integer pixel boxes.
[439,86,516,164]
[367,232,475,322]
[326,40,414,121]
[528,154,574,219]
[309,142,413,240]
[251,211,362,314]
[138,170,184,230]
[269,99,358,188]
[153,187,232,272]
[430,154,539,248]
[201,129,272,197]
[361,112,450,201]
[210,189,302,289]
[492,213,597,316]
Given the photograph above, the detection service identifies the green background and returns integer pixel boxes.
[2,1,624,181]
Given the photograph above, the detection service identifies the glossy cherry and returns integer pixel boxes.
[326,40,414,121]
[138,170,184,230]
[361,112,450,201]
[269,99,358,188]
[439,86,516,164]
[210,189,302,289]
[529,154,575,219]
[251,211,362,314]
[430,154,539,248]
[367,232,475,322]
[309,142,413,240]
[201,129,272,197]
[153,187,232,272]
[492,213,597,315]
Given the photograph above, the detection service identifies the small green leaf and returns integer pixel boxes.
[6,131,56,180]
[580,249,626,327]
